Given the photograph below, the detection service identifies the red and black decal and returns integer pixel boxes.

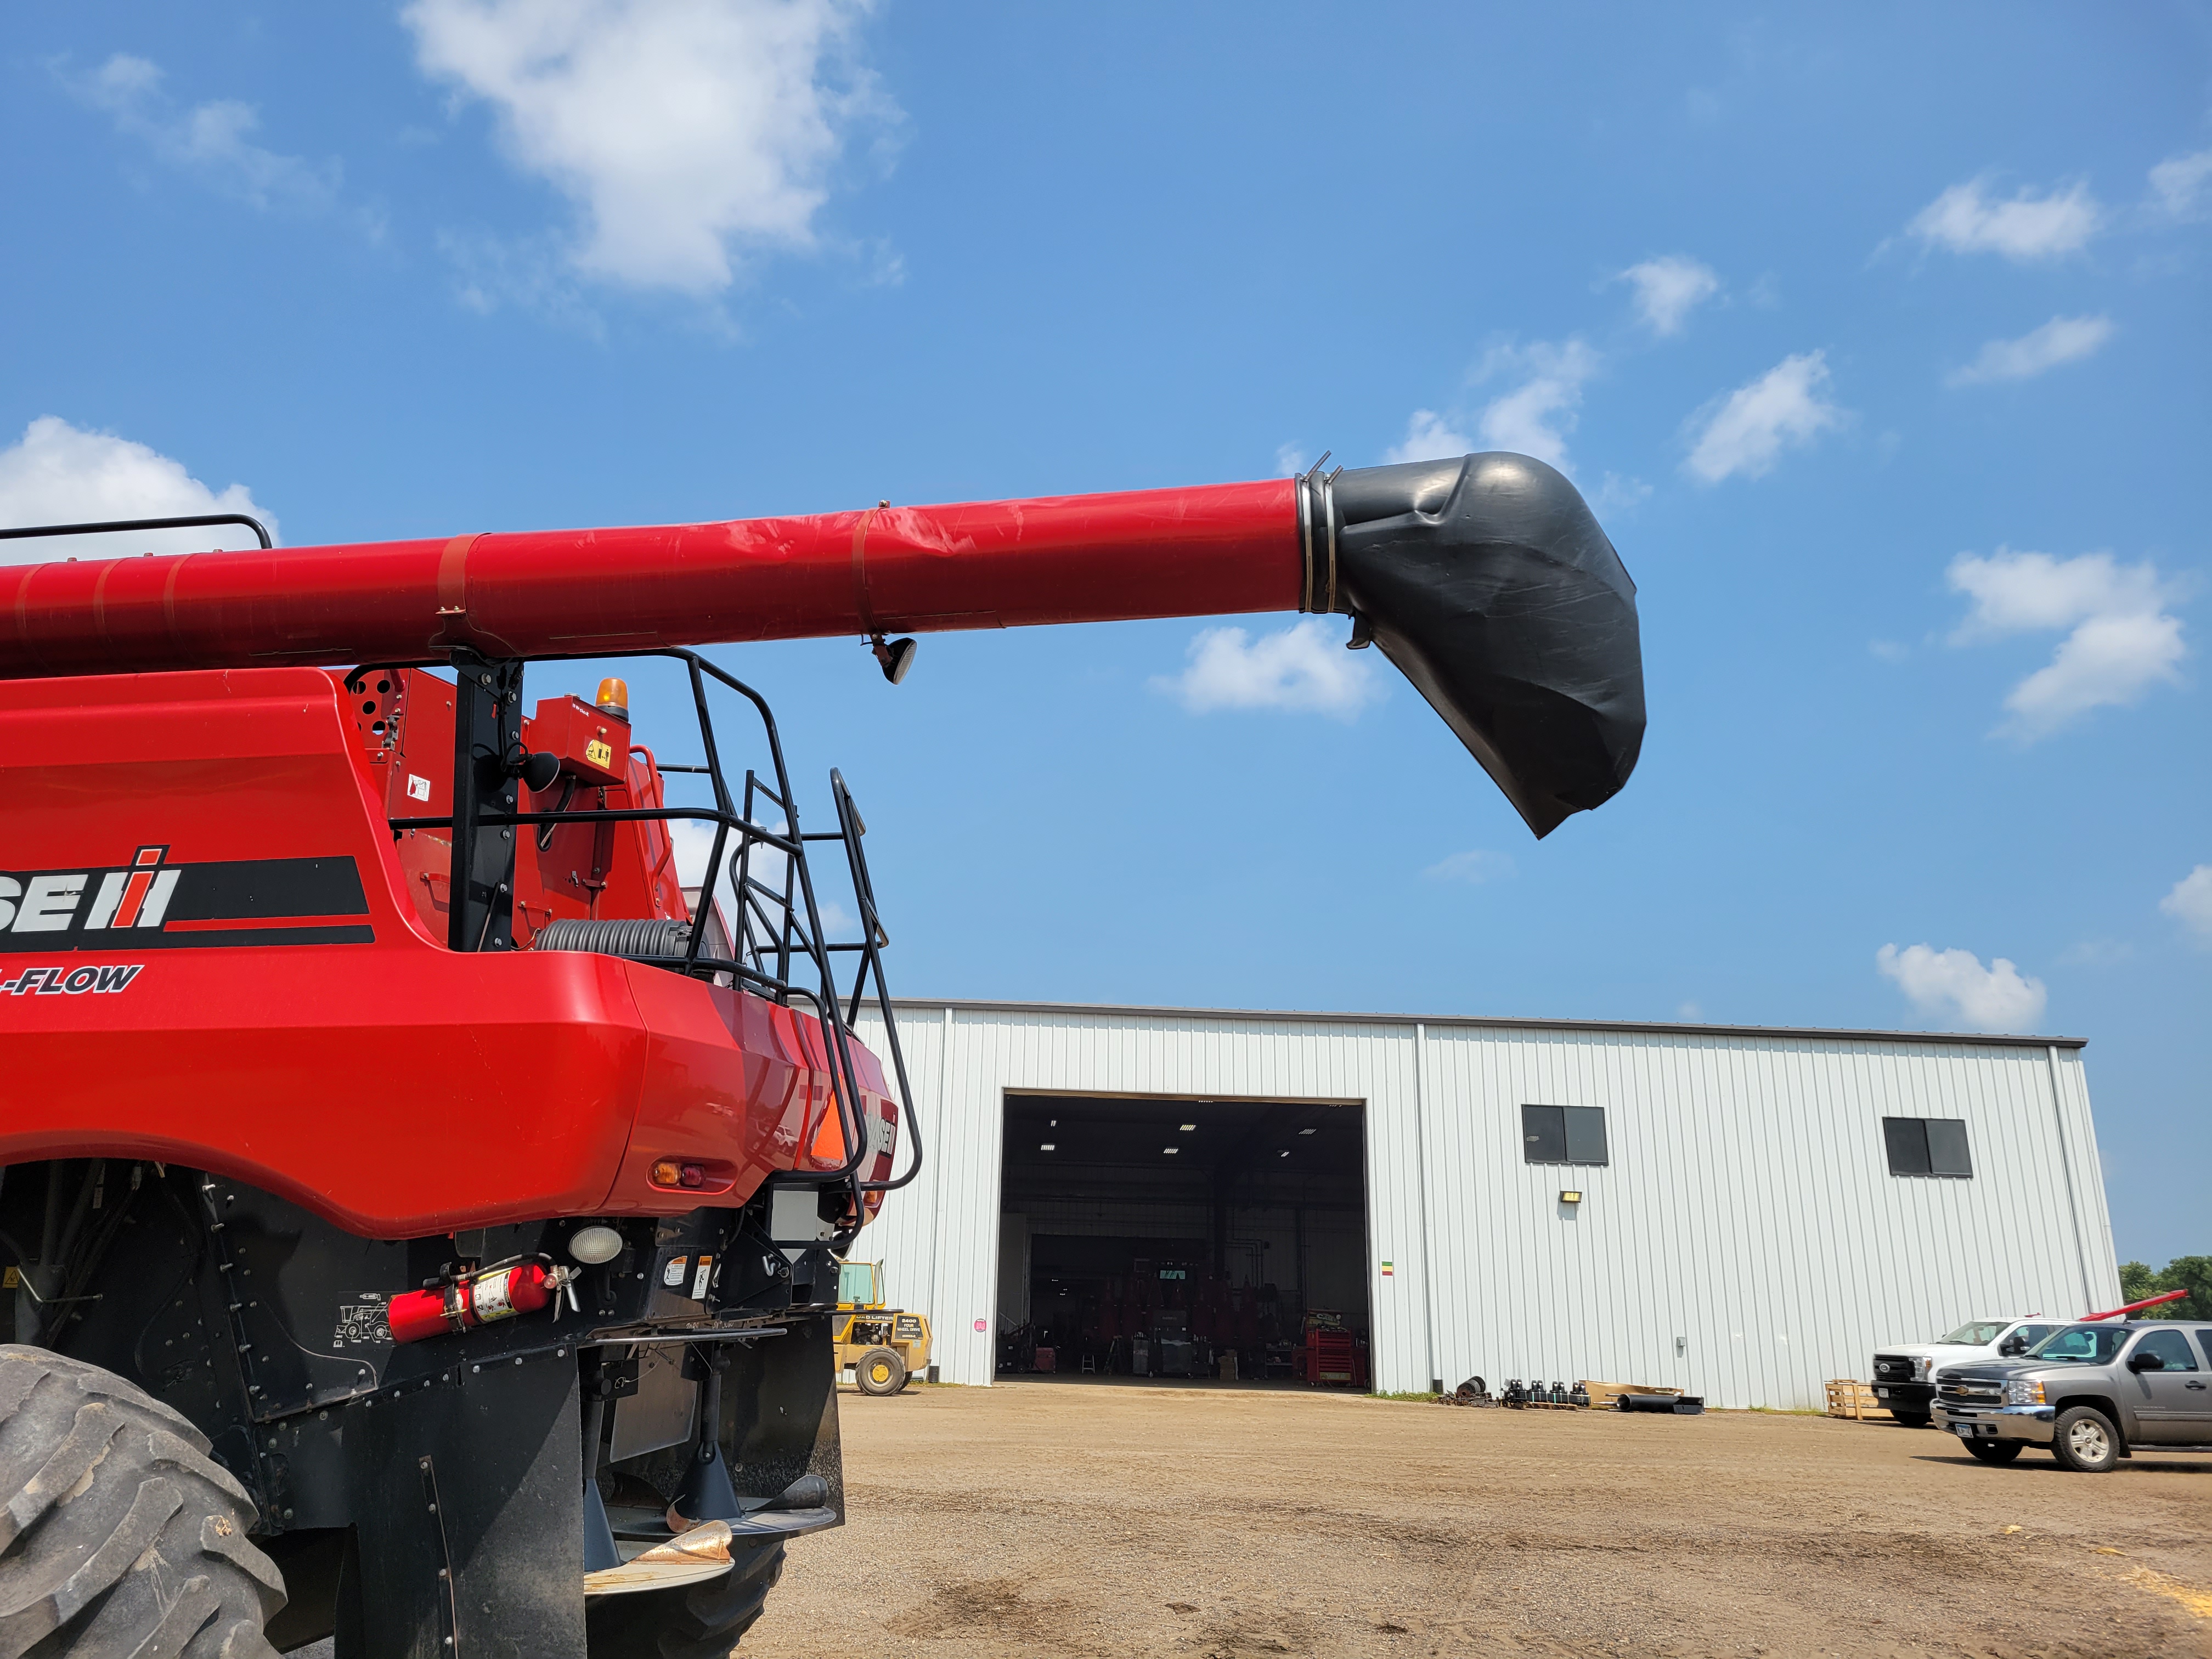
[0,848,373,951]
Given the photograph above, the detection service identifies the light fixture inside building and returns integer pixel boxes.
[1299,1127,1317,1135]
[1278,1149,1290,1158]
[1163,1147,1179,1155]
[1040,1143,1056,1152]
[1179,1122,1197,1131]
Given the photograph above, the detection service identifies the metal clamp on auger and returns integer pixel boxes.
[1296,452,1342,616]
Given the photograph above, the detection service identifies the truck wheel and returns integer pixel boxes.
[585,1538,785,1658]
[0,1344,285,1657]
[2050,1406,2120,1472]
[1891,1410,1932,1429]
[1964,1438,2023,1464]
[854,1347,906,1397]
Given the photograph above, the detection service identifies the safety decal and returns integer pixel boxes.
[584,739,613,770]
[690,1255,714,1300]
[4,963,143,996]
[332,1296,393,1347]
[0,847,374,952]
[407,774,432,802]
[662,1254,689,1289]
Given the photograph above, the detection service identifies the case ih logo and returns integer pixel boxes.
[0,847,373,952]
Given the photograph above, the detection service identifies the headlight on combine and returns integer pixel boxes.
[2002,1378,2045,1407]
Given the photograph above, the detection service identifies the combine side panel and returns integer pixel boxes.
[0,668,883,1234]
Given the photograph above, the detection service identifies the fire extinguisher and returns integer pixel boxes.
[387,1259,577,1345]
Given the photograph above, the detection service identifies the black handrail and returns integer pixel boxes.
[0,512,274,549]
[377,645,922,1218]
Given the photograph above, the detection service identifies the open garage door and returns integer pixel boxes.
[996,1094,1370,1386]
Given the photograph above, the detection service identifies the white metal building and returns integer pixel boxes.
[848,1000,2118,1409]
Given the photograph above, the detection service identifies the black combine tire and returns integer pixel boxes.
[853,1348,906,1398]
[585,1538,786,1659]
[1890,1410,1932,1429]
[0,1344,285,1658]
[1964,1438,2024,1464]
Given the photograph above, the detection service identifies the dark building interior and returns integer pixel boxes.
[995,1093,1369,1385]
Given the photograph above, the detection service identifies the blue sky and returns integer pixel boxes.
[3,5,2206,1263]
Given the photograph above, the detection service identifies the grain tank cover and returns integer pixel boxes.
[1328,452,1645,838]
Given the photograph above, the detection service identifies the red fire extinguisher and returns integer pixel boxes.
[387,1260,575,1345]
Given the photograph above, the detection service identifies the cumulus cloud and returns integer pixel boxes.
[1945,548,2187,740]
[1618,255,1720,336]
[0,417,276,562]
[2148,149,2212,219]
[1150,619,1382,720]
[1424,850,1515,883]
[2162,865,2212,944]
[1945,314,2114,387]
[66,53,339,211]
[1905,176,2101,261]
[1475,339,1600,472]
[1877,944,2047,1033]
[1384,410,1474,466]
[404,0,896,295]
[1683,351,1843,483]
[1274,442,1311,477]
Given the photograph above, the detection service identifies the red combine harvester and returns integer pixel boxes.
[0,452,1642,1656]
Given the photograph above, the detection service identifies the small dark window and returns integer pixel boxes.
[2133,1329,2199,1373]
[1523,1104,1607,1166]
[2198,1331,2212,1371]
[1883,1116,1972,1178]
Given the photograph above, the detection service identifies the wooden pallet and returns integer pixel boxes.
[1582,1380,1681,1412]
[1825,1379,1883,1421]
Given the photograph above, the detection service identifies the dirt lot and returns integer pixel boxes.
[744,1378,2212,1659]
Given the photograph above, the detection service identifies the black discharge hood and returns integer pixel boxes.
[1318,452,1646,839]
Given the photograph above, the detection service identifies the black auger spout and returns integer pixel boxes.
[1299,452,1647,838]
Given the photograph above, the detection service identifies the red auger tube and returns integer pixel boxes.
[0,453,1647,836]
[0,480,1300,678]
[2081,1289,2190,1321]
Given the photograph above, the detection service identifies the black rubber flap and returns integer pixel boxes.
[1334,452,1645,838]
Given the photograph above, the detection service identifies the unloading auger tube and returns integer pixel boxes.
[1,451,1644,834]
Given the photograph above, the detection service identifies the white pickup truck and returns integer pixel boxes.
[1871,1317,2062,1427]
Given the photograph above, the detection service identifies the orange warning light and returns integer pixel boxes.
[596,677,630,721]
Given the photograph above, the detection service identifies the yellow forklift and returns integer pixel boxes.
[833,1260,933,1395]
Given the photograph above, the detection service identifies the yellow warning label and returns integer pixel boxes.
[585,740,613,769]
[2,1267,17,1289]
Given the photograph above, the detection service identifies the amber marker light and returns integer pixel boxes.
[596,676,630,721]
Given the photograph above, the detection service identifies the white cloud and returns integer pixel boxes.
[1945,548,2187,739]
[1868,639,1909,663]
[1876,944,2048,1033]
[1592,472,1652,514]
[0,417,276,562]
[2160,865,2212,944]
[404,0,895,295]
[69,54,337,210]
[1150,619,1381,720]
[1475,339,1600,472]
[1905,176,2101,261]
[1274,442,1310,477]
[1618,255,1720,336]
[1384,410,1472,466]
[2148,149,2212,219]
[1946,314,2114,387]
[1683,351,1843,483]
[1424,849,1515,883]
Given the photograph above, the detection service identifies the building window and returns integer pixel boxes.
[1883,1116,1972,1178]
[1522,1104,1607,1166]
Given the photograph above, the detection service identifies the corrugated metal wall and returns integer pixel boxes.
[848,1004,2117,1408]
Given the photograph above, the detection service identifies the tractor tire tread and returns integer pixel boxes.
[0,1346,283,1659]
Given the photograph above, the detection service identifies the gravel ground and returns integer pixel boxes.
[736,1377,2212,1659]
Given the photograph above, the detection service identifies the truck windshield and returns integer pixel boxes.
[1937,1322,2008,1345]
[2024,1325,2128,1364]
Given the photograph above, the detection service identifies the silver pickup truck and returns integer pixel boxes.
[1934,1318,2212,1471]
